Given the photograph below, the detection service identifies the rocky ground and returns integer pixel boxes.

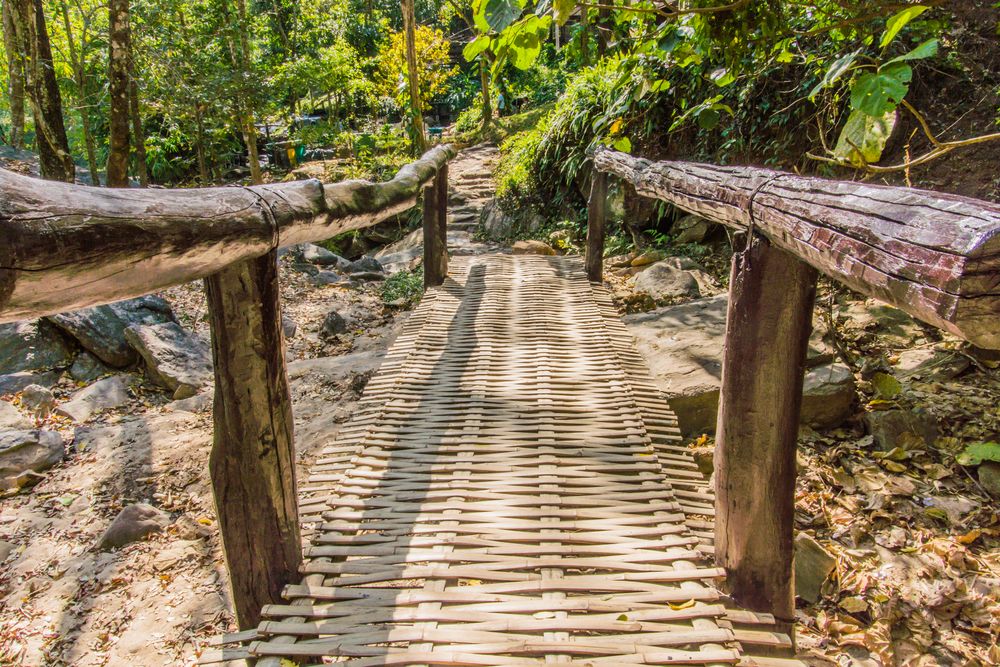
[2,144,998,666]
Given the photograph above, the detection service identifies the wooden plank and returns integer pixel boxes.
[204,250,301,629]
[715,235,817,627]
[593,147,1000,348]
[423,164,449,289]
[0,144,455,322]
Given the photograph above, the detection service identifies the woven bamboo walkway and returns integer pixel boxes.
[203,254,800,666]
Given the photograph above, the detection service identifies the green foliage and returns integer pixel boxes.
[955,442,1000,467]
[381,268,424,306]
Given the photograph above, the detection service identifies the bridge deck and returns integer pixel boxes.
[203,255,799,666]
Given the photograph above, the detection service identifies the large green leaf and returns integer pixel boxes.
[495,15,551,70]
[473,0,523,33]
[880,5,928,48]
[834,109,897,166]
[956,442,1000,466]
[553,0,575,25]
[886,38,939,64]
[808,50,859,98]
[850,62,911,116]
[463,35,492,61]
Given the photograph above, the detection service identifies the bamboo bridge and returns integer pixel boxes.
[1,144,998,665]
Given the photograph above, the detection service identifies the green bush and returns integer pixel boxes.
[381,268,424,306]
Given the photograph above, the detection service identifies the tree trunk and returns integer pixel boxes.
[422,165,448,289]
[11,0,74,181]
[401,0,426,153]
[194,101,209,184]
[59,0,99,185]
[2,0,25,148]
[204,250,301,629]
[129,70,148,186]
[106,0,130,187]
[715,234,817,628]
[478,58,492,130]
[234,0,262,184]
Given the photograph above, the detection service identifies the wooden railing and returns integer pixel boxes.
[0,145,455,628]
[590,147,1000,626]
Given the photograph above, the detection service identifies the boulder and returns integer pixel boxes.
[164,390,214,414]
[626,295,854,434]
[55,375,131,423]
[800,363,856,428]
[672,215,713,244]
[633,259,702,301]
[979,462,1000,497]
[70,352,111,383]
[0,370,63,395]
[311,271,344,286]
[794,532,837,603]
[282,316,297,340]
[348,256,384,274]
[630,250,667,267]
[124,323,213,399]
[98,503,171,550]
[376,248,423,274]
[479,200,517,240]
[0,401,30,430]
[894,348,969,382]
[321,311,349,337]
[0,428,63,490]
[290,262,320,276]
[45,296,177,368]
[20,385,56,418]
[301,243,350,269]
[863,408,939,451]
[0,320,75,375]
[512,240,556,256]
[348,271,387,282]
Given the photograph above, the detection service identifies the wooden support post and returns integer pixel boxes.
[586,170,607,283]
[423,165,448,289]
[204,249,301,629]
[715,233,818,628]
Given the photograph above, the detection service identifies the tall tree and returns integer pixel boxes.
[400,0,425,153]
[232,0,262,184]
[106,0,130,186]
[9,0,75,181]
[128,64,148,185]
[58,0,100,184]
[2,0,26,148]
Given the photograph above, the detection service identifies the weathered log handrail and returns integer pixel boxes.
[0,144,456,322]
[593,147,1000,350]
[588,146,1000,634]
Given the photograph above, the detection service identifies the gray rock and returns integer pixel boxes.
[291,262,320,276]
[302,243,350,269]
[98,503,171,550]
[633,258,719,301]
[894,348,969,382]
[0,428,63,490]
[70,352,110,383]
[979,462,1000,497]
[20,385,56,418]
[164,390,214,414]
[124,322,213,400]
[673,215,712,244]
[282,316,297,340]
[0,401,30,430]
[0,370,63,395]
[512,240,556,256]
[0,540,15,562]
[863,408,938,451]
[46,297,177,368]
[348,271,386,282]
[55,375,131,423]
[794,532,837,603]
[479,200,517,240]
[348,256,384,274]
[311,270,344,286]
[626,295,853,435]
[376,248,423,274]
[321,311,349,337]
[800,363,856,428]
[0,320,75,374]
